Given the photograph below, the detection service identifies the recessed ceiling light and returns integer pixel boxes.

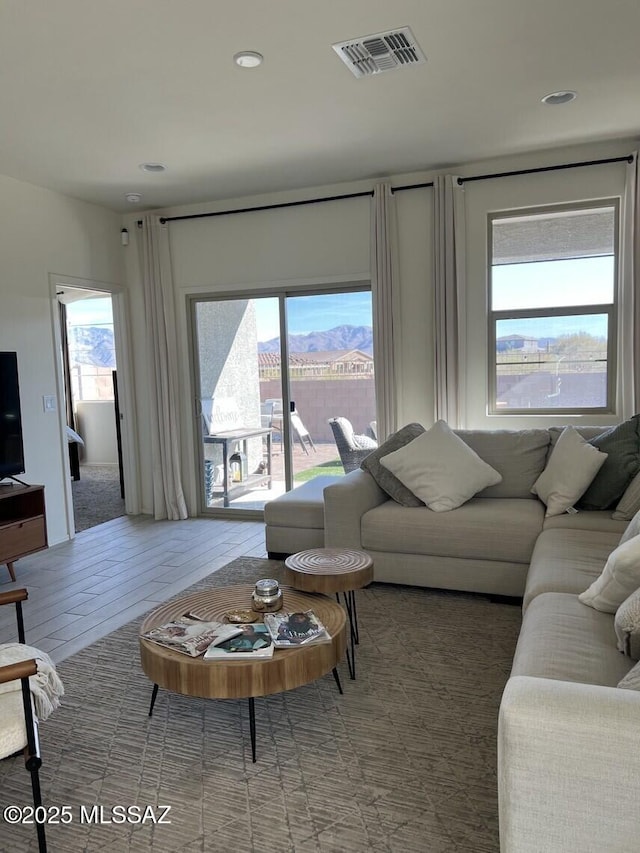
[139,162,167,173]
[233,51,263,68]
[125,192,142,203]
[541,90,577,106]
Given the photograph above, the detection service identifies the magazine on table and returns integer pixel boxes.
[263,610,330,647]
[142,612,242,657]
[204,624,274,659]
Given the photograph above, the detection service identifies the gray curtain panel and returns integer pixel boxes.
[433,175,467,428]
[370,182,399,442]
[139,215,188,520]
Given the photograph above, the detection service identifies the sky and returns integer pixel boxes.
[492,256,614,310]
[67,255,613,342]
[66,296,113,327]
[492,255,613,340]
[254,291,372,341]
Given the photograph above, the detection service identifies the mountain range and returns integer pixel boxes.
[68,323,374,368]
[258,324,373,354]
[69,326,116,368]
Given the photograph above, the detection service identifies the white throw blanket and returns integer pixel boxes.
[0,643,65,721]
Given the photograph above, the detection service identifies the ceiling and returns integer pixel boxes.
[1,0,639,213]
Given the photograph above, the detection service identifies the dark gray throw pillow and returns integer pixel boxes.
[579,415,640,510]
[361,422,426,506]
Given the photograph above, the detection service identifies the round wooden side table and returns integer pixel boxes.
[284,547,373,679]
[139,584,346,762]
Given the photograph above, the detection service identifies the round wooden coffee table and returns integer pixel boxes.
[139,584,346,762]
[284,548,373,679]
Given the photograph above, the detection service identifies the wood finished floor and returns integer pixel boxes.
[0,514,267,664]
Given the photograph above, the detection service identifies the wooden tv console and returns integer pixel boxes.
[0,484,47,582]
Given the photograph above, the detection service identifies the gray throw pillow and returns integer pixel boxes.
[578,415,640,510]
[613,470,640,520]
[361,422,426,506]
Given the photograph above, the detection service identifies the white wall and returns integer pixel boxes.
[0,174,123,544]
[76,401,118,465]
[122,136,637,515]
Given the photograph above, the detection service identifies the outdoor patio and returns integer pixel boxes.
[208,438,344,510]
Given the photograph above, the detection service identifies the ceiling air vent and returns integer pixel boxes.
[332,26,426,78]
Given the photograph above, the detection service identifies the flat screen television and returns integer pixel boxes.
[0,351,26,479]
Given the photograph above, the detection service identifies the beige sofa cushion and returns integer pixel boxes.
[523,528,621,610]
[542,510,627,534]
[264,475,339,529]
[511,592,632,687]
[362,497,544,564]
[456,428,550,499]
[548,425,606,450]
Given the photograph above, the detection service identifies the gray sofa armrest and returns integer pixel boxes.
[323,469,388,549]
[499,675,640,853]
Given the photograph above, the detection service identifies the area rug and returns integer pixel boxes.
[0,557,521,853]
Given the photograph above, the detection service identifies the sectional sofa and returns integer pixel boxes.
[321,423,640,853]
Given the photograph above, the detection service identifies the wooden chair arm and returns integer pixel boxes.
[0,659,37,685]
[0,588,28,607]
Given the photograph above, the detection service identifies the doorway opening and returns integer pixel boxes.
[57,287,125,532]
[190,286,376,514]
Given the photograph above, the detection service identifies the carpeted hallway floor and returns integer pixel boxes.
[0,556,521,852]
[71,465,125,532]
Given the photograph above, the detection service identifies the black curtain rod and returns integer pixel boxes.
[456,154,634,185]
[136,153,634,226]
[147,189,374,225]
[391,180,434,193]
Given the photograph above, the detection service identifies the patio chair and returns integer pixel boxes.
[290,412,316,454]
[328,417,378,473]
[261,401,280,434]
[0,588,64,853]
[263,399,316,454]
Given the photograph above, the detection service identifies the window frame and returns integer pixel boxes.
[487,199,620,416]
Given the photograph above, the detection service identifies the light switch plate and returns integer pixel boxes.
[43,395,57,412]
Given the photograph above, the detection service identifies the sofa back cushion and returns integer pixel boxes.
[456,429,550,499]
[547,425,605,450]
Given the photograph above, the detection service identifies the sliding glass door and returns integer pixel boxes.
[284,291,375,483]
[191,287,375,513]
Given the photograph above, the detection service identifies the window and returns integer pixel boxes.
[65,296,116,401]
[488,201,618,414]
